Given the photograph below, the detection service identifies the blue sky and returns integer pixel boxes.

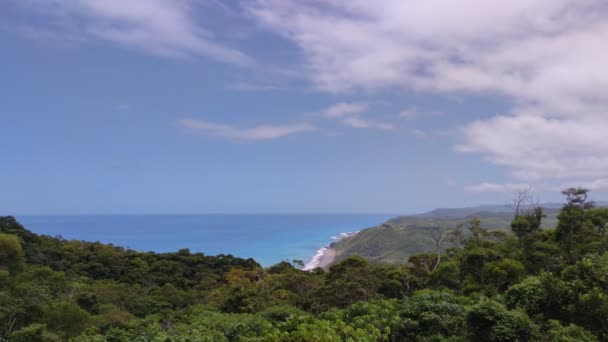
[2,1,608,214]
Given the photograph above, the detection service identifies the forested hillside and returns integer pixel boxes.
[333,204,562,264]
[2,188,608,341]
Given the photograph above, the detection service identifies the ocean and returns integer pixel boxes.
[16,214,392,267]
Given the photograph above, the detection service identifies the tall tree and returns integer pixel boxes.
[556,188,591,262]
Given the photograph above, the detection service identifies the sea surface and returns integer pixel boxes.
[16,214,392,267]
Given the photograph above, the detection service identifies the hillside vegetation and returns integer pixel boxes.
[1,188,608,340]
[333,204,562,264]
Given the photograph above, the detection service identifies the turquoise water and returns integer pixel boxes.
[16,214,392,267]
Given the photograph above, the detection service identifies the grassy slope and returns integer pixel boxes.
[333,207,560,264]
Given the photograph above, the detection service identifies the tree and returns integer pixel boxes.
[394,290,467,340]
[510,189,544,240]
[562,187,593,209]
[291,259,304,269]
[44,303,90,338]
[467,219,490,245]
[317,256,381,309]
[482,258,525,292]
[503,276,546,314]
[9,323,59,342]
[413,225,465,278]
[512,188,533,217]
[546,320,598,342]
[466,300,539,341]
[556,188,593,262]
[0,234,24,275]
[430,227,450,273]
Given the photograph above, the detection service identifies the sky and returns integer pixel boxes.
[2,0,608,214]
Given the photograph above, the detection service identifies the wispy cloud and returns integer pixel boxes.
[320,102,393,130]
[465,182,531,193]
[465,178,608,194]
[177,119,315,141]
[342,117,393,130]
[12,0,252,65]
[322,102,367,118]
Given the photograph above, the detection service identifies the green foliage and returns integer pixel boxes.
[334,208,559,265]
[554,188,608,262]
[9,324,59,342]
[546,320,598,342]
[44,302,90,338]
[466,300,539,341]
[316,256,382,309]
[482,258,525,292]
[510,206,544,240]
[398,290,468,340]
[503,276,545,314]
[0,233,23,274]
[427,260,461,289]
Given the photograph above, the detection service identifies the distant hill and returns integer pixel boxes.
[387,203,562,230]
[411,203,562,219]
[332,202,597,265]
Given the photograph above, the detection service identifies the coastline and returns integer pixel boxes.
[302,231,358,271]
[318,247,337,268]
[302,246,336,270]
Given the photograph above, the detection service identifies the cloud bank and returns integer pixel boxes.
[247,0,608,190]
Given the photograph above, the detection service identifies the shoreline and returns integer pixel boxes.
[302,231,358,271]
[302,246,337,270]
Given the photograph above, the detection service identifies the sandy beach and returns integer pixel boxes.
[317,247,337,269]
[303,231,360,270]
[302,246,338,270]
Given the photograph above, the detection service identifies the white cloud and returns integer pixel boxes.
[15,0,251,64]
[466,178,608,194]
[320,102,393,130]
[457,114,608,181]
[465,182,531,193]
[177,119,315,141]
[579,179,608,191]
[342,117,393,130]
[247,0,608,186]
[248,0,599,92]
[322,102,367,118]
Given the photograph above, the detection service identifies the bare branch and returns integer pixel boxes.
[429,226,451,273]
[512,187,532,217]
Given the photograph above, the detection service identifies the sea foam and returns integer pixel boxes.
[302,231,359,271]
